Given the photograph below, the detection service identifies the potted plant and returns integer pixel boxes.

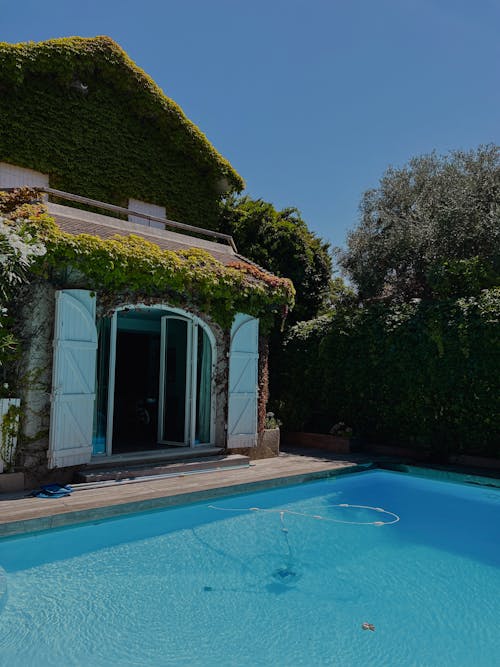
[283,421,354,453]
[261,411,281,455]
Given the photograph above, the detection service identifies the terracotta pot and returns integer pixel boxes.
[283,432,351,454]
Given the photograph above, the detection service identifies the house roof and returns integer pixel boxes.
[48,202,267,273]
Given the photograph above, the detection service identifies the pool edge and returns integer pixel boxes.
[0,462,373,537]
[2,459,499,539]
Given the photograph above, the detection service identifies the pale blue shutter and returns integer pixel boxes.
[227,313,259,448]
[48,290,97,468]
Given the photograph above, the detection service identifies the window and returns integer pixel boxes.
[128,199,166,229]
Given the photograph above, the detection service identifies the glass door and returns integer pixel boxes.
[158,316,191,445]
[194,327,213,445]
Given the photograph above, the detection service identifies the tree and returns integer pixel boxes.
[219,195,332,322]
[0,218,46,300]
[0,191,46,391]
[339,145,500,301]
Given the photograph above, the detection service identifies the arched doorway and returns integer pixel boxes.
[92,305,215,456]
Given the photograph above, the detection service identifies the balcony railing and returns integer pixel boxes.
[2,186,238,252]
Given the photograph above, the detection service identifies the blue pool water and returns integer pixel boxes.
[0,470,499,666]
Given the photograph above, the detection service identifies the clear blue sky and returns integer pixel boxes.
[1,0,499,250]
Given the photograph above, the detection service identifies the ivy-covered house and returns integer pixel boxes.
[0,37,294,484]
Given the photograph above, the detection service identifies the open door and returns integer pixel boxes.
[95,307,215,455]
[158,316,192,445]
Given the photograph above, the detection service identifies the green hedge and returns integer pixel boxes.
[278,293,500,458]
[0,36,243,229]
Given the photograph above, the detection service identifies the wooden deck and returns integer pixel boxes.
[0,449,372,537]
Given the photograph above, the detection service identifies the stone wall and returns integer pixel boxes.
[231,428,280,460]
[14,286,238,485]
[17,282,55,485]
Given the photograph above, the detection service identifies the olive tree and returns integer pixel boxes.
[339,145,500,301]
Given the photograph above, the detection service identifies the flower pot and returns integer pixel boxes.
[0,398,21,474]
[283,431,351,453]
[261,427,280,455]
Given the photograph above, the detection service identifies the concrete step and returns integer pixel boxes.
[86,446,224,470]
[75,454,251,484]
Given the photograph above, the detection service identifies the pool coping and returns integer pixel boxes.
[0,454,370,537]
[1,451,499,538]
[378,461,500,488]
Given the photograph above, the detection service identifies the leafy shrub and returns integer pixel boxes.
[0,206,47,386]
[280,293,500,458]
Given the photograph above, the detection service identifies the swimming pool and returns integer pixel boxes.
[0,469,499,666]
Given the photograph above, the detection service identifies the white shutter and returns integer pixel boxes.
[227,313,259,448]
[48,290,97,468]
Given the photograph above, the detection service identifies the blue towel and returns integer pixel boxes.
[31,483,73,499]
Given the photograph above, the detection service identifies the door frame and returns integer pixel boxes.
[104,304,216,456]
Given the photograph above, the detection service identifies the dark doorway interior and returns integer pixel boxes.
[113,330,161,452]
[160,318,187,444]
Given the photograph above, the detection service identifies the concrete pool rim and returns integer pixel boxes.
[0,460,499,539]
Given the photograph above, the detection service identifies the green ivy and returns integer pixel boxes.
[0,36,244,230]
[279,295,500,458]
[3,191,294,331]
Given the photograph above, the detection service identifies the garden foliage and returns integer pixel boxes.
[0,189,294,332]
[0,198,46,390]
[280,293,500,457]
[279,146,500,458]
[338,145,500,301]
[220,196,332,323]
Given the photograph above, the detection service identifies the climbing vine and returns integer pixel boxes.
[0,36,244,229]
[278,294,500,458]
[1,190,295,330]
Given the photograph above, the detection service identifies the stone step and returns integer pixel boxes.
[85,446,224,470]
[75,454,251,484]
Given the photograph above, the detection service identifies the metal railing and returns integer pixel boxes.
[1,186,237,252]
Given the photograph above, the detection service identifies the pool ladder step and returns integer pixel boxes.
[74,454,251,484]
